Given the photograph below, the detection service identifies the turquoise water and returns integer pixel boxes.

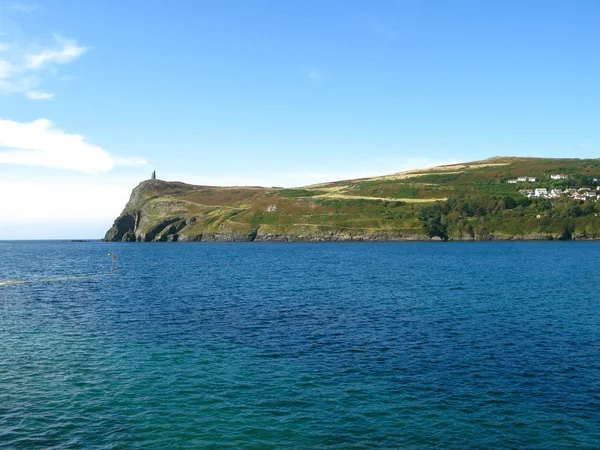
[1,241,599,448]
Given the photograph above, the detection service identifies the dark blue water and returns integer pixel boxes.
[1,241,599,449]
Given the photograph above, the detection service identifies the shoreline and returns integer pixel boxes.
[103,232,599,243]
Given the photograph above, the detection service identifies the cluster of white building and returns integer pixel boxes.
[519,187,600,201]
[513,173,600,200]
[508,176,537,183]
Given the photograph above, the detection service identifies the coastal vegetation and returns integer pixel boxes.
[105,157,600,242]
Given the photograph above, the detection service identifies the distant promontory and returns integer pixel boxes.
[104,157,600,242]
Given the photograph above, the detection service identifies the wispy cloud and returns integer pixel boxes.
[24,36,87,69]
[0,119,147,173]
[0,34,88,99]
[26,90,53,100]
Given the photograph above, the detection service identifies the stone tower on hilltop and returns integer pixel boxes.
[151,170,156,180]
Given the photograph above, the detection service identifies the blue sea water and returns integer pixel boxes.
[0,241,599,449]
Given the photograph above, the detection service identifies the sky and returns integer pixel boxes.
[0,0,599,239]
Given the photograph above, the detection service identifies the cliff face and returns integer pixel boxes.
[104,212,137,242]
[105,157,600,242]
[105,180,197,242]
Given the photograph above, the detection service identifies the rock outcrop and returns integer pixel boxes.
[104,180,197,242]
[104,213,136,242]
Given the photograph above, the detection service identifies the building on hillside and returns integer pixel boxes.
[508,179,518,183]
[551,174,568,180]
[534,188,548,197]
[517,177,527,182]
[527,177,537,182]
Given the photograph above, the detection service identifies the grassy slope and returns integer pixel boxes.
[109,157,600,241]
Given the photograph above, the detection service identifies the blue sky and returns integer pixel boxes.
[0,0,599,238]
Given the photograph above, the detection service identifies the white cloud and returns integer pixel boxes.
[24,36,88,69]
[0,119,147,173]
[0,35,88,98]
[26,90,54,100]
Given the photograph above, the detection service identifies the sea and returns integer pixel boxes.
[0,241,599,449]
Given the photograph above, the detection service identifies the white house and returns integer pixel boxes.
[508,179,518,184]
[551,174,569,180]
[534,188,548,197]
[527,177,537,182]
[517,176,527,182]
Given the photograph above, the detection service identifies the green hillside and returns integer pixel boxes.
[105,156,600,241]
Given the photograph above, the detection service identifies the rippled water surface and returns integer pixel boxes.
[1,241,599,448]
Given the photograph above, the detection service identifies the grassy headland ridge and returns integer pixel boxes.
[105,157,600,242]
